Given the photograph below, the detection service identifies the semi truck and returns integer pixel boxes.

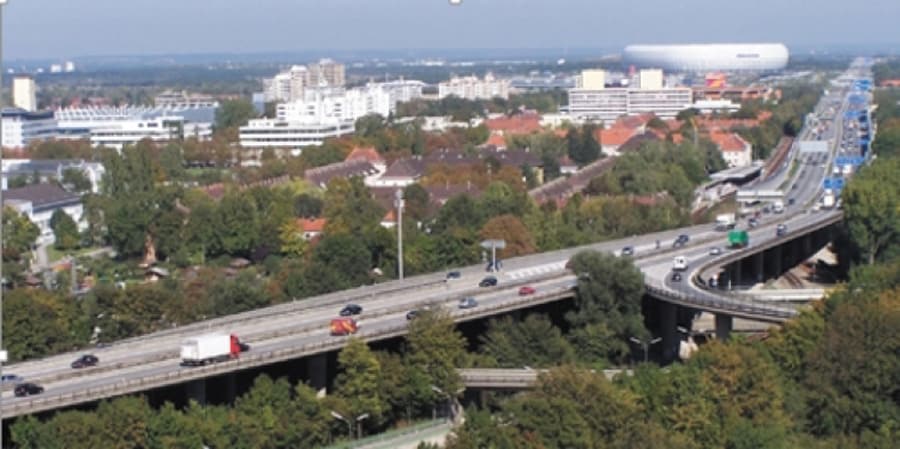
[728,230,749,249]
[823,190,836,209]
[181,334,247,366]
[672,256,689,272]
[330,318,359,336]
[772,200,785,214]
[715,213,736,231]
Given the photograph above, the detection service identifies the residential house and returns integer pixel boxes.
[3,183,85,245]
[2,159,106,193]
[297,218,326,241]
[558,155,579,175]
[369,158,427,188]
[304,159,380,189]
[598,127,638,156]
[709,131,753,168]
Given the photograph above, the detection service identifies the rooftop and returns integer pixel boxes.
[3,183,81,210]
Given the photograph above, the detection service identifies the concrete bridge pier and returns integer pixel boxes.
[771,245,783,278]
[659,301,680,362]
[715,314,733,341]
[306,353,329,398]
[753,252,765,283]
[185,378,207,405]
[802,233,813,256]
[224,373,237,403]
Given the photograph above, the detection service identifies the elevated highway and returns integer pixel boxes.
[0,63,869,419]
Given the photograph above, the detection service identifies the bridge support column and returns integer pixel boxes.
[715,314,733,341]
[730,261,742,289]
[660,301,680,362]
[306,353,328,398]
[754,252,765,283]
[225,373,237,403]
[185,378,207,405]
[772,245,783,277]
[802,234,813,257]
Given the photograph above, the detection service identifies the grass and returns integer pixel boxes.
[47,245,103,264]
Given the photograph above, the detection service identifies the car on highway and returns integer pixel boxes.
[671,272,683,282]
[672,234,690,248]
[1,374,24,385]
[479,276,498,287]
[518,286,536,296]
[788,198,796,206]
[776,224,788,236]
[709,247,722,256]
[14,383,44,397]
[620,246,634,256]
[709,277,718,288]
[748,218,759,228]
[339,304,363,316]
[446,271,461,280]
[458,297,478,309]
[71,354,99,369]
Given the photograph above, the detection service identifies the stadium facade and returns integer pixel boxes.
[623,43,790,72]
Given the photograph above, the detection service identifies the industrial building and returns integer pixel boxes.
[624,43,790,72]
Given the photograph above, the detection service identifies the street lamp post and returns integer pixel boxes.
[355,413,369,440]
[395,189,404,280]
[330,411,353,440]
[629,337,662,363]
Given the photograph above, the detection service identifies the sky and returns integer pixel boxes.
[3,0,900,60]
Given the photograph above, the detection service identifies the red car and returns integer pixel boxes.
[518,286,536,296]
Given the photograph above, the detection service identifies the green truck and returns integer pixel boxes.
[728,230,749,249]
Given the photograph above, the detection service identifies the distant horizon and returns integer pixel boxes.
[4,0,900,61]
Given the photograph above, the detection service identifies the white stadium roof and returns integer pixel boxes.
[623,43,790,72]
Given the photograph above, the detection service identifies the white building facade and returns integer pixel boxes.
[1,109,59,148]
[566,70,692,121]
[262,60,346,103]
[438,73,510,100]
[3,184,86,246]
[90,116,212,151]
[12,76,37,112]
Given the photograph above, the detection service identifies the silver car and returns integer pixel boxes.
[458,297,478,309]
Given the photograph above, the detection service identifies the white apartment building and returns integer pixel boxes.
[438,73,510,100]
[90,116,212,151]
[2,159,106,193]
[566,69,692,122]
[369,79,426,106]
[12,76,38,112]
[1,109,59,148]
[241,85,389,151]
[263,59,346,103]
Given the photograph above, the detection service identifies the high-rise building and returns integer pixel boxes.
[262,60,345,103]
[566,69,692,122]
[578,70,606,89]
[12,76,37,112]
[438,73,510,100]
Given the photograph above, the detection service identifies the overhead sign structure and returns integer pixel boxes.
[481,240,506,272]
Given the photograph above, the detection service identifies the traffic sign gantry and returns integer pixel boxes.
[480,240,506,272]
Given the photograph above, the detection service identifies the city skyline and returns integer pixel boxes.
[3,0,900,60]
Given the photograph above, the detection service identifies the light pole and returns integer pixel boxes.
[330,411,353,440]
[629,336,662,363]
[355,413,369,440]
[395,189,404,280]
[0,1,8,444]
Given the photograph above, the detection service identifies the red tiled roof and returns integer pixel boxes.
[484,114,542,135]
[345,146,384,164]
[382,210,396,222]
[709,131,750,153]
[296,218,326,233]
[612,113,655,130]
[485,132,507,148]
[598,127,638,147]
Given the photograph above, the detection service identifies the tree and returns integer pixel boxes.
[50,209,80,250]
[335,338,385,424]
[215,98,257,130]
[61,168,92,193]
[294,193,324,218]
[215,191,261,257]
[406,309,467,411]
[2,289,82,361]
[480,315,576,368]
[403,183,431,222]
[479,214,536,258]
[2,206,39,276]
[842,157,900,264]
[303,233,372,295]
[566,250,648,363]
[208,270,269,316]
[323,177,385,236]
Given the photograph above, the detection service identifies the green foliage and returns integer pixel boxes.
[2,288,86,361]
[406,309,467,403]
[2,206,40,278]
[50,209,81,250]
[335,338,385,423]
[566,250,647,363]
[566,123,602,166]
[479,314,576,368]
[842,157,900,264]
[215,98,257,130]
[61,167,93,192]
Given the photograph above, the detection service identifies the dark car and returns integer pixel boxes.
[339,304,363,317]
[71,354,99,369]
[406,310,420,320]
[748,218,759,228]
[776,224,788,236]
[446,271,461,280]
[788,198,796,206]
[14,383,44,397]
[621,246,634,256]
[671,272,683,282]
[1,374,24,385]
[672,234,690,248]
[479,276,498,288]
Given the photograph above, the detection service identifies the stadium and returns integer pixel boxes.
[623,43,790,72]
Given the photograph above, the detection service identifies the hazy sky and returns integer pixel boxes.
[3,0,900,60]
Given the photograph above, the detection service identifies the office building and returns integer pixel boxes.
[13,76,37,112]
[438,73,510,100]
[566,69,693,122]
[638,69,664,89]
[369,79,427,106]
[89,116,212,151]
[1,108,58,148]
[578,70,606,89]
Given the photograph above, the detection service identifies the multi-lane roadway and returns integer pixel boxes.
[0,61,873,418]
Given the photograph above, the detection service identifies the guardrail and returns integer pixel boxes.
[319,419,450,449]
